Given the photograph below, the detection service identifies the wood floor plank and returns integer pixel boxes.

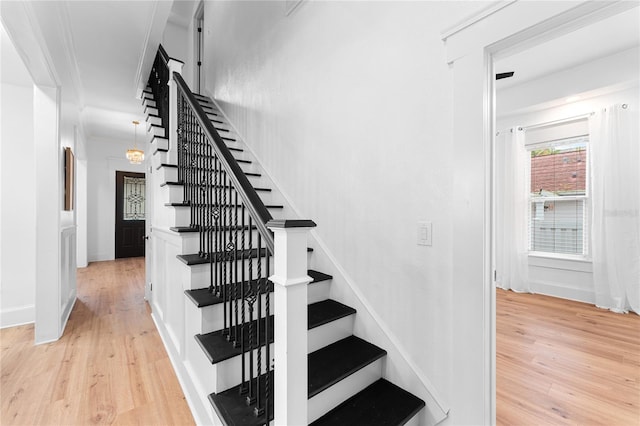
[497,289,640,425]
[0,258,194,425]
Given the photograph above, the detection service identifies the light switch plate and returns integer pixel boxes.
[417,221,432,246]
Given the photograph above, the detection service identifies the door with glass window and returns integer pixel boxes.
[115,171,146,258]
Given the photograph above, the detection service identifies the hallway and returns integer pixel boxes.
[0,258,194,425]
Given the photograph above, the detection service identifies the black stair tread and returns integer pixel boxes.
[164,202,282,209]
[309,378,425,426]
[159,181,271,192]
[308,299,356,330]
[185,271,334,308]
[156,163,177,170]
[145,113,160,120]
[185,277,271,308]
[177,248,267,265]
[208,371,274,426]
[169,226,198,233]
[194,301,353,365]
[153,148,168,155]
[151,135,168,142]
[308,336,386,398]
[177,247,314,266]
[307,269,333,283]
[196,315,274,364]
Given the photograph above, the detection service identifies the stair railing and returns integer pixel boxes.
[148,45,170,137]
[175,71,276,422]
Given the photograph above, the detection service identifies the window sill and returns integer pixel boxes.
[528,252,591,262]
[528,252,592,273]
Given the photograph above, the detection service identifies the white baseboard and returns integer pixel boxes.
[530,280,595,305]
[151,311,222,426]
[88,252,112,262]
[0,304,35,329]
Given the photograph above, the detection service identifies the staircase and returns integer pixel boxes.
[143,46,426,426]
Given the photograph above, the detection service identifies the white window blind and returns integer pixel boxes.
[525,119,589,256]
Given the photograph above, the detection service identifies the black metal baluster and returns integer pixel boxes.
[233,191,240,347]
[240,204,247,393]
[246,215,255,405]
[215,156,221,295]
[254,233,264,417]
[264,249,271,423]
[222,169,229,335]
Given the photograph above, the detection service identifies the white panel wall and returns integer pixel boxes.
[200,1,490,423]
[0,83,36,328]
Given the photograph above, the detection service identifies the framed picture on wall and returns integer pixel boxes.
[64,147,74,211]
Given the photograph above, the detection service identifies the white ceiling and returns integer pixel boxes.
[496,7,640,91]
[2,1,168,144]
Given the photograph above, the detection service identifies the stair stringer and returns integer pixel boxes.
[205,93,449,426]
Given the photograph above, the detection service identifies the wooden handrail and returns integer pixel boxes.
[173,71,275,253]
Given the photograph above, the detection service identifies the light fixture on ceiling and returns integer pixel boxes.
[126,120,144,164]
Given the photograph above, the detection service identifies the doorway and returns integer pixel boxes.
[115,171,146,258]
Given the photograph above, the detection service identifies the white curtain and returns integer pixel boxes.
[496,127,530,292]
[589,104,640,314]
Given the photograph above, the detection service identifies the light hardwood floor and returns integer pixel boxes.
[497,289,640,425]
[0,258,194,425]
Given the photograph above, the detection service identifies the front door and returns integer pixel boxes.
[115,171,146,258]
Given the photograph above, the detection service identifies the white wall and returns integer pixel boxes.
[497,59,639,303]
[163,19,191,80]
[87,136,145,262]
[200,1,490,423]
[0,83,36,328]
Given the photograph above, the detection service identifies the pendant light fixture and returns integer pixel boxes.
[126,120,144,164]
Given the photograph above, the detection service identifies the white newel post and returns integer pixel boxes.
[267,219,316,426]
[167,58,184,165]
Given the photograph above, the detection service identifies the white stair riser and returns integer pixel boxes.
[167,206,191,227]
[307,280,330,304]
[177,254,313,291]
[152,137,169,151]
[308,315,354,354]
[147,115,162,126]
[190,293,274,336]
[162,184,184,204]
[307,358,383,424]
[175,233,200,254]
[145,106,159,116]
[184,310,272,397]
[148,123,165,137]
[142,98,157,108]
[215,344,272,393]
[158,166,178,183]
[152,150,168,169]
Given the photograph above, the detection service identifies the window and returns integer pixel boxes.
[528,137,588,256]
[123,176,145,220]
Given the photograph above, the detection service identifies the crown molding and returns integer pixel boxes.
[1,1,60,87]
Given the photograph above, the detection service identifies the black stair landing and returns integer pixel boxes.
[310,379,425,426]
[185,270,333,308]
